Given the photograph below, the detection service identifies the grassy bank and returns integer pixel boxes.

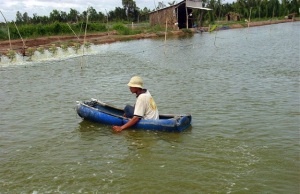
[0,22,155,41]
[1,17,299,41]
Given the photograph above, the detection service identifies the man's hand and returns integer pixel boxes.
[112,116,140,132]
[112,125,123,132]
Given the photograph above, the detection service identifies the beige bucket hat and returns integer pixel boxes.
[127,76,144,88]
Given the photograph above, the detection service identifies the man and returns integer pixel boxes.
[112,76,159,132]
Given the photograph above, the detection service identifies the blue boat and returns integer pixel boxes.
[76,99,192,132]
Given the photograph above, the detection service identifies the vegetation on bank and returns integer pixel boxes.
[1,16,298,41]
[0,22,149,40]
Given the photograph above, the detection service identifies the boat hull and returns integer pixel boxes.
[76,100,192,132]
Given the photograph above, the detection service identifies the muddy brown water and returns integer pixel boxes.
[1,22,299,193]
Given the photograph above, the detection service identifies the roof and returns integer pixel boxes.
[149,0,211,14]
[186,0,212,10]
[149,1,184,14]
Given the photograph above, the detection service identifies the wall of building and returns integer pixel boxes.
[150,7,179,30]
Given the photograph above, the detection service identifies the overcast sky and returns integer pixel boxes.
[0,0,158,22]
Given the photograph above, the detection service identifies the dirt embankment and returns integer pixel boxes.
[0,19,297,56]
[229,18,297,28]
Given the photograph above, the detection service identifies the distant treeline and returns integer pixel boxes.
[207,0,299,21]
[0,0,299,40]
[2,0,299,25]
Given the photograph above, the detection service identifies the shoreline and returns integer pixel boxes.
[0,19,298,56]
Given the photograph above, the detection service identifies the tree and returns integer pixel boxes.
[23,12,31,24]
[68,8,80,23]
[207,0,217,22]
[139,7,151,22]
[289,0,300,13]
[122,0,137,20]
[97,11,106,23]
[157,1,166,9]
[32,14,40,24]
[49,9,62,22]
[60,11,67,22]
[87,7,98,21]
[16,11,23,24]
[113,7,127,21]
[168,1,177,6]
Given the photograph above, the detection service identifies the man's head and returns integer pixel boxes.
[127,76,143,89]
[127,76,144,94]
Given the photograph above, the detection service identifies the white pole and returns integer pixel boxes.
[0,11,12,50]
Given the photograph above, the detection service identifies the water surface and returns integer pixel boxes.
[0,22,299,193]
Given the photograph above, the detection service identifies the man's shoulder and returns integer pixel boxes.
[140,90,152,97]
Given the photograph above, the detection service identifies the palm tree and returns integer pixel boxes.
[168,1,177,6]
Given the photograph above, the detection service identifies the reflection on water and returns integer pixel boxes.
[0,22,299,193]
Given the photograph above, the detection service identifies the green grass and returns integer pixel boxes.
[0,22,108,40]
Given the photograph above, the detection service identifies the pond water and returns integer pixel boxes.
[0,22,299,193]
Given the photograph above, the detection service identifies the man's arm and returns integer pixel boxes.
[112,116,140,132]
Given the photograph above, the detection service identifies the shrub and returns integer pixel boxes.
[181,28,193,34]
[112,23,131,35]
[0,27,8,40]
[147,24,164,33]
